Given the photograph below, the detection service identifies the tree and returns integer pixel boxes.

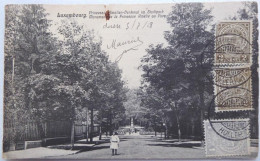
[53,19,104,145]
[165,4,214,135]
[140,3,214,141]
[96,62,127,136]
[124,89,147,127]
[4,5,57,149]
[4,5,127,150]
[139,85,167,136]
[56,19,127,142]
[4,5,22,150]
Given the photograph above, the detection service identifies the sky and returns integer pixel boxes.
[44,2,244,89]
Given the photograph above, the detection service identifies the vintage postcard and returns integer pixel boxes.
[2,1,259,159]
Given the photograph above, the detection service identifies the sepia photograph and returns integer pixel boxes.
[1,0,259,159]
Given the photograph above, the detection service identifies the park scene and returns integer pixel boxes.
[3,2,258,159]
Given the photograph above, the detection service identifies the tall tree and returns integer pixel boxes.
[56,19,127,142]
[140,3,214,141]
[4,5,127,150]
[4,5,57,149]
[124,89,147,127]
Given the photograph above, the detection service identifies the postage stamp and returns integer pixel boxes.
[204,119,250,157]
[215,21,252,66]
[213,67,253,112]
[213,67,251,88]
[214,20,253,112]
[214,86,252,112]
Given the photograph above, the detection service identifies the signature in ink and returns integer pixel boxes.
[111,37,144,62]
[107,36,143,50]
[107,37,144,62]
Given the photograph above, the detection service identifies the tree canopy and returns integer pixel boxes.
[140,3,215,140]
[4,5,127,145]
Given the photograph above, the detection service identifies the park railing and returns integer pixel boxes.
[74,123,100,139]
[115,130,126,135]
[4,119,72,143]
[3,119,100,151]
[139,131,156,135]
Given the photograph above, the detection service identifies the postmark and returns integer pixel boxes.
[207,87,252,139]
[213,65,253,112]
[204,119,250,157]
[213,67,251,88]
[213,67,253,112]
[197,23,253,89]
[215,21,252,66]
[213,20,253,112]
[214,87,252,112]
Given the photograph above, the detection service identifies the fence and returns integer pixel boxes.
[75,123,100,138]
[4,120,72,142]
[3,119,100,151]
[139,131,156,135]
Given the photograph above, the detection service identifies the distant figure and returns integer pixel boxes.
[110,132,120,156]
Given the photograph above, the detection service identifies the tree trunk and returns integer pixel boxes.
[9,57,16,151]
[86,126,89,143]
[155,131,157,136]
[199,84,205,144]
[90,107,94,143]
[99,126,102,140]
[174,102,181,142]
[177,123,181,142]
[164,127,166,139]
[71,121,75,149]
[186,123,189,136]
[166,124,169,139]
[86,108,89,143]
[109,111,113,135]
[191,119,195,137]
[106,118,108,136]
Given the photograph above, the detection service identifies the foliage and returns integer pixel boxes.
[123,89,148,126]
[4,5,127,145]
[140,3,214,140]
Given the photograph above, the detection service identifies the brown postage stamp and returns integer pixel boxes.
[215,21,252,66]
[214,20,253,112]
[213,67,251,88]
[213,67,253,112]
[214,85,252,112]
